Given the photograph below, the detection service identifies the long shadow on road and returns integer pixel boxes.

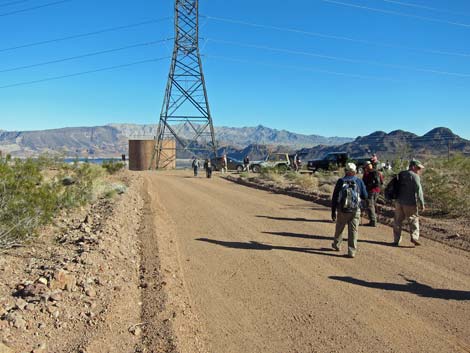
[196,238,346,258]
[263,231,397,247]
[329,276,470,301]
[256,215,332,223]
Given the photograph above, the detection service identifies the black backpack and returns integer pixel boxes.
[384,175,399,201]
[370,170,382,188]
[338,180,360,213]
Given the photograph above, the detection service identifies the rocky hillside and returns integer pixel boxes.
[0,124,351,157]
[299,128,470,160]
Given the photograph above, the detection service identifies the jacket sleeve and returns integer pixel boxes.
[331,179,342,212]
[359,179,368,200]
[416,175,425,206]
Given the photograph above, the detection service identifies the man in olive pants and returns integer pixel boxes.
[331,163,368,258]
[393,159,425,246]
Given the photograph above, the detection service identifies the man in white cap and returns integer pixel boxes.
[393,159,425,246]
[331,163,368,258]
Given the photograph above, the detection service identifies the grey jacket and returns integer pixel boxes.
[397,170,424,206]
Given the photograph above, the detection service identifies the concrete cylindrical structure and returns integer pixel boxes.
[129,140,156,171]
[128,139,176,170]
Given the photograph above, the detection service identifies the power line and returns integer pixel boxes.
[377,0,470,17]
[0,17,170,53]
[0,38,172,73]
[204,54,400,82]
[206,38,470,78]
[0,0,72,17]
[0,0,32,8]
[318,0,470,28]
[203,15,470,58]
[0,56,169,89]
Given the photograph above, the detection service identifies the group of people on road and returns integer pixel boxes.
[192,157,213,178]
[331,156,425,258]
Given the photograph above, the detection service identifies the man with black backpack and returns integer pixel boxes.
[331,163,368,258]
[362,161,384,227]
[391,159,425,246]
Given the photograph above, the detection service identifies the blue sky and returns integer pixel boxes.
[0,0,469,139]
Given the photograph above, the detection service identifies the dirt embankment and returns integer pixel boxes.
[0,173,144,353]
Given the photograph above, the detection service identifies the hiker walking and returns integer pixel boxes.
[392,159,425,246]
[221,153,228,174]
[192,157,200,177]
[362,161,384,227]
[331,163,368,258]
[203,158,212,178]
[243,156,250,172]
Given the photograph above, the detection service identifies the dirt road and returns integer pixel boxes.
[142,170,470,353]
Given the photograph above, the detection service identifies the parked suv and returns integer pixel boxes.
[307,152,370,173]
[210,156,245,172]
[250,153,291,173]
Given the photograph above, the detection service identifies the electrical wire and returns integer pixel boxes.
[206,38,470,78]
[204,54,400,82]
[0,38,172,73]
[377,0,470,17]
[0,0,73,17]
[203,15,470,58]
[0,56,169,89]
[0,0,32,8]
[0,17,170,53]
[317,0,470,28]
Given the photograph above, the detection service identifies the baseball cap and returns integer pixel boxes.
[409,159,425,169]
[345,162,357,172]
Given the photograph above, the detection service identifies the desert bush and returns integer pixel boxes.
[421,155,470,218]
[102,159,125,174]
[0,158,61,248]
[0,158,104,248]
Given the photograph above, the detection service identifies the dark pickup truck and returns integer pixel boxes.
[307,152,370,172]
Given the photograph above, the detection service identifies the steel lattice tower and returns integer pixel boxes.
[153,0,217,169]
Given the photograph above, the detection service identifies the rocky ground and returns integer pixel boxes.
[0,172,150,353]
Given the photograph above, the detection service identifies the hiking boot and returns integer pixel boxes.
[365,222,377,227]
[347,253,356,258]
[411,239,422,246]
[392,241,400,247]
[331,243,340,252]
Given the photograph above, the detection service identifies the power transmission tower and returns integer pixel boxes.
[153,0,217,169]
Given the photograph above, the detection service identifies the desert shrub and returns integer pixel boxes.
[0,158,104,248]
[285,172,319,190]
[102,160,125,174]
[421,155,470,218]
[0,158,61,248]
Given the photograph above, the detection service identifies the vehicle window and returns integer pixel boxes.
[267,155,277,162]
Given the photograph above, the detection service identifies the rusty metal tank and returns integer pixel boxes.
[128,139,176,170]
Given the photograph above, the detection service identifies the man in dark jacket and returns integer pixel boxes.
[362,161,384,227]
[331,163,368,258]
[393,159,425,246]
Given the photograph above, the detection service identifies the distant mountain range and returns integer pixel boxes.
[0,124,352,157]
[0,124,468,160]
[297,127,470,161]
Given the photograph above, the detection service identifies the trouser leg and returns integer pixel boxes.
[348,210,360,256]
[334,211,348,248]
[393,202,406,243]
[402,205,420,241]
[367,193,378,224]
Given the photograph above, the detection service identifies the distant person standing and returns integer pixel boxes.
[221,154,228,174]
[204,158,212,178]
[331,163,368,258]
[393,159,425,246]
[362,161,384,227]
[243,156,250,172]
[192,157,200,177]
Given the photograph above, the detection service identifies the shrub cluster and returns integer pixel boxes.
[101,159,126,175]
[0,158,104,248]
